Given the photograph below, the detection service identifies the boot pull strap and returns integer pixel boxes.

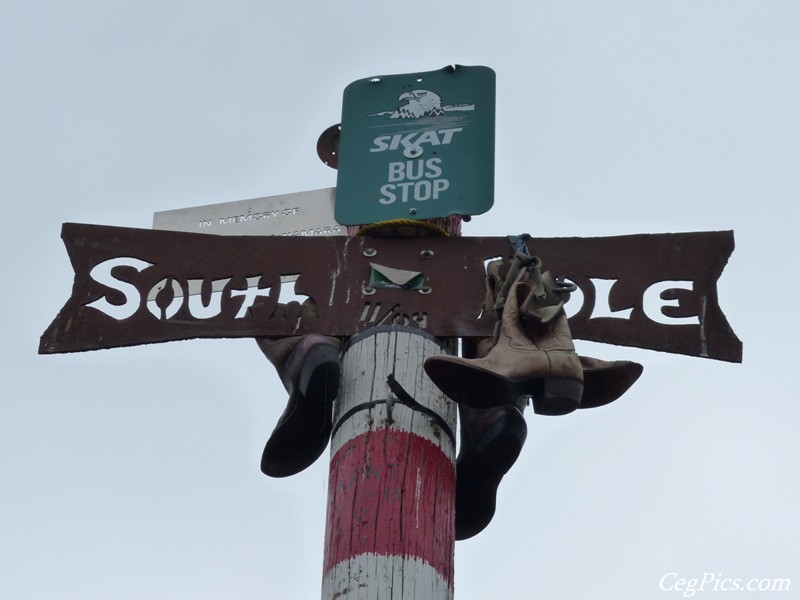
[494,251,537,313]
[493,233,577,318]
[493,233,536,312]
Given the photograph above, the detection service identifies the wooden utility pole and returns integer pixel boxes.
[322,327,457,599]
[321,214,461,599]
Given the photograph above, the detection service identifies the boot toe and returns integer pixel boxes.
[424,356,520,408]
[579,361,643,409]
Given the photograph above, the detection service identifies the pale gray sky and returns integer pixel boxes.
[2,1,798,599]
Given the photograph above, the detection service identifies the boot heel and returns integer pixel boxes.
[533,378,582,416]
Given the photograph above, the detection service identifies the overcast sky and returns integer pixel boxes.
[2,1,798,599]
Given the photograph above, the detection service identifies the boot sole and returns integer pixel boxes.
[425,358,582,415]
[456,410,527,540]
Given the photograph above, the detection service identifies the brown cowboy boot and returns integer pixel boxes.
[255,329,341,477]
[425,267,584,415]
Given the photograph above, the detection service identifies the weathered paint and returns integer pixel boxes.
[324,429,455,578]
[321,554,453,600]
[322,328,456,599]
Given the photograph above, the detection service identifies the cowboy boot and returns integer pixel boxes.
[519,265,645,408]
[458,259,643,411]
[459,343,643,410]
[455,400,527,540]
[425,269,584,415]
[255,325,341,477]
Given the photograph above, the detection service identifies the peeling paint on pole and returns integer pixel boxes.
[322,327,456,599]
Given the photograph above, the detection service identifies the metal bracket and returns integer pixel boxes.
[386,374,455,445]
[331,373,456,445]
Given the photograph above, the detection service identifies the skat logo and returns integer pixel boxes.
[368,89,475,158]
[370,128,464,158]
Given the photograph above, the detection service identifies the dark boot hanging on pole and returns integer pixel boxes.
[255,302,342,478]
[454,401,527,540]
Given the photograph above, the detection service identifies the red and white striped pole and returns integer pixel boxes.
[321,326,457,599]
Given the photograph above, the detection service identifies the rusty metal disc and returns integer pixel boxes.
[317,124,341,169]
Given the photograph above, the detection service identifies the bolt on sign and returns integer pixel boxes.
[335,65,495,225]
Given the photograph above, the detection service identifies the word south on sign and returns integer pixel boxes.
[335,65,496,225]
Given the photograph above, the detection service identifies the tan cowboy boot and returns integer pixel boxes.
[579,356,643,409]
[451,259,643,412]
[461,342,643,410]
[425,267,584,415]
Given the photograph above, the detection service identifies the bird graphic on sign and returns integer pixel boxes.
[369,89,475,119]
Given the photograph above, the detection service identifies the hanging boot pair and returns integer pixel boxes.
[425,257,643,539]
[454,400,527,540]
[425,257,643,414]
[425,256,584,415]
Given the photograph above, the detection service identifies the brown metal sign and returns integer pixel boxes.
[40,223,741,362]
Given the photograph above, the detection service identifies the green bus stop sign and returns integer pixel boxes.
[335,65,495,225]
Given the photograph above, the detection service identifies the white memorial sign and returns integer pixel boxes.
[153,188,344,237]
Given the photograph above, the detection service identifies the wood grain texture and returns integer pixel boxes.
[322,329,456,599]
